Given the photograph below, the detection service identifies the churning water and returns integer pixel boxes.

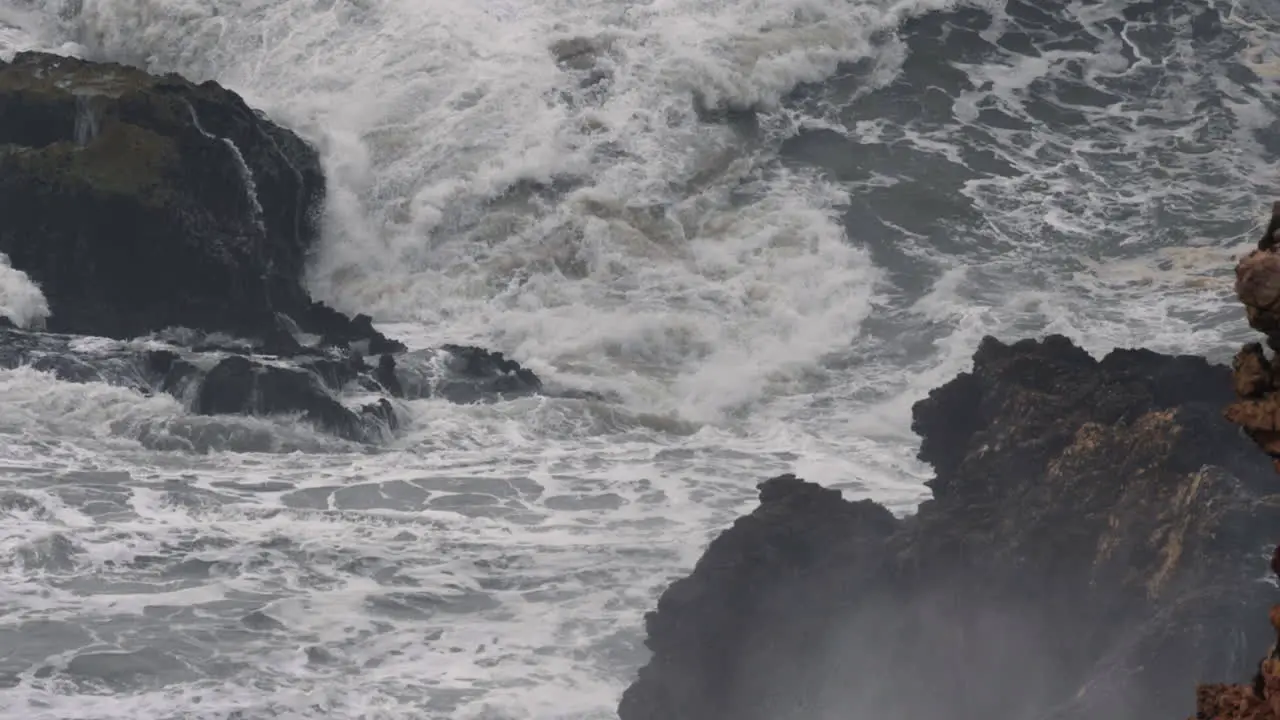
[1,0,1278,717]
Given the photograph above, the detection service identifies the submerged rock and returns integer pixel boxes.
[0,328,547,441]
[619,335,1280,720]
[194,355,381,441]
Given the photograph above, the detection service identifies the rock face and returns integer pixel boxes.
[1190,203,1280,719]
[0,52,550,438]
[0,50,397,351]
[1227,201,1280,469]
[619,335,1280,720]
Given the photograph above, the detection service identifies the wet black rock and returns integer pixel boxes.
[373,353,404,398]
[0,51,398,352]
[0,328,548,441]
[195,355,362,439]
[436,344,543,401]
[0,52,556,441]
[619,335,1280,720]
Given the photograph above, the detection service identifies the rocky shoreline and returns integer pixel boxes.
[617,206,1280,719]
[0,51,546,441]
[9,48,1280,719]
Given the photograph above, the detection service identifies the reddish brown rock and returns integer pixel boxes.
[1188,201,1280,720]
[1237,252,1280,325]
[1226,203,1280,461]
[1196,682,1262,720]
[1190,607,1280,720]
[1235,344,1273,399]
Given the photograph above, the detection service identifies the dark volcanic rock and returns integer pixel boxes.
[620,335,1280,720]
[622,475,900,720]
[395,345,543,403]
[436,344,542,400]
[0,53,557,444]
[191,354,397,441]
[194,355,364,440]
[0,51,398,352]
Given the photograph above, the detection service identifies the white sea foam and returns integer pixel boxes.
[14,0,990,426]
[0,253,49,330]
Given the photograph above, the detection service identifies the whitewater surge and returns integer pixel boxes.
[5,0,978,424]
[0,253,48,330]
[2,0,1280,717]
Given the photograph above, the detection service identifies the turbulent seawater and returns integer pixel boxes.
[1,0,1278,717]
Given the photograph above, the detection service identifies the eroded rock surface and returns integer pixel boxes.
[620,335,1280,720]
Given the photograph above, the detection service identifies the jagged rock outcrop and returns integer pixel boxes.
[0,52,556,438]
[0,50,398,352]
[1227,201,1280,469]
[620,335,1280,720]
